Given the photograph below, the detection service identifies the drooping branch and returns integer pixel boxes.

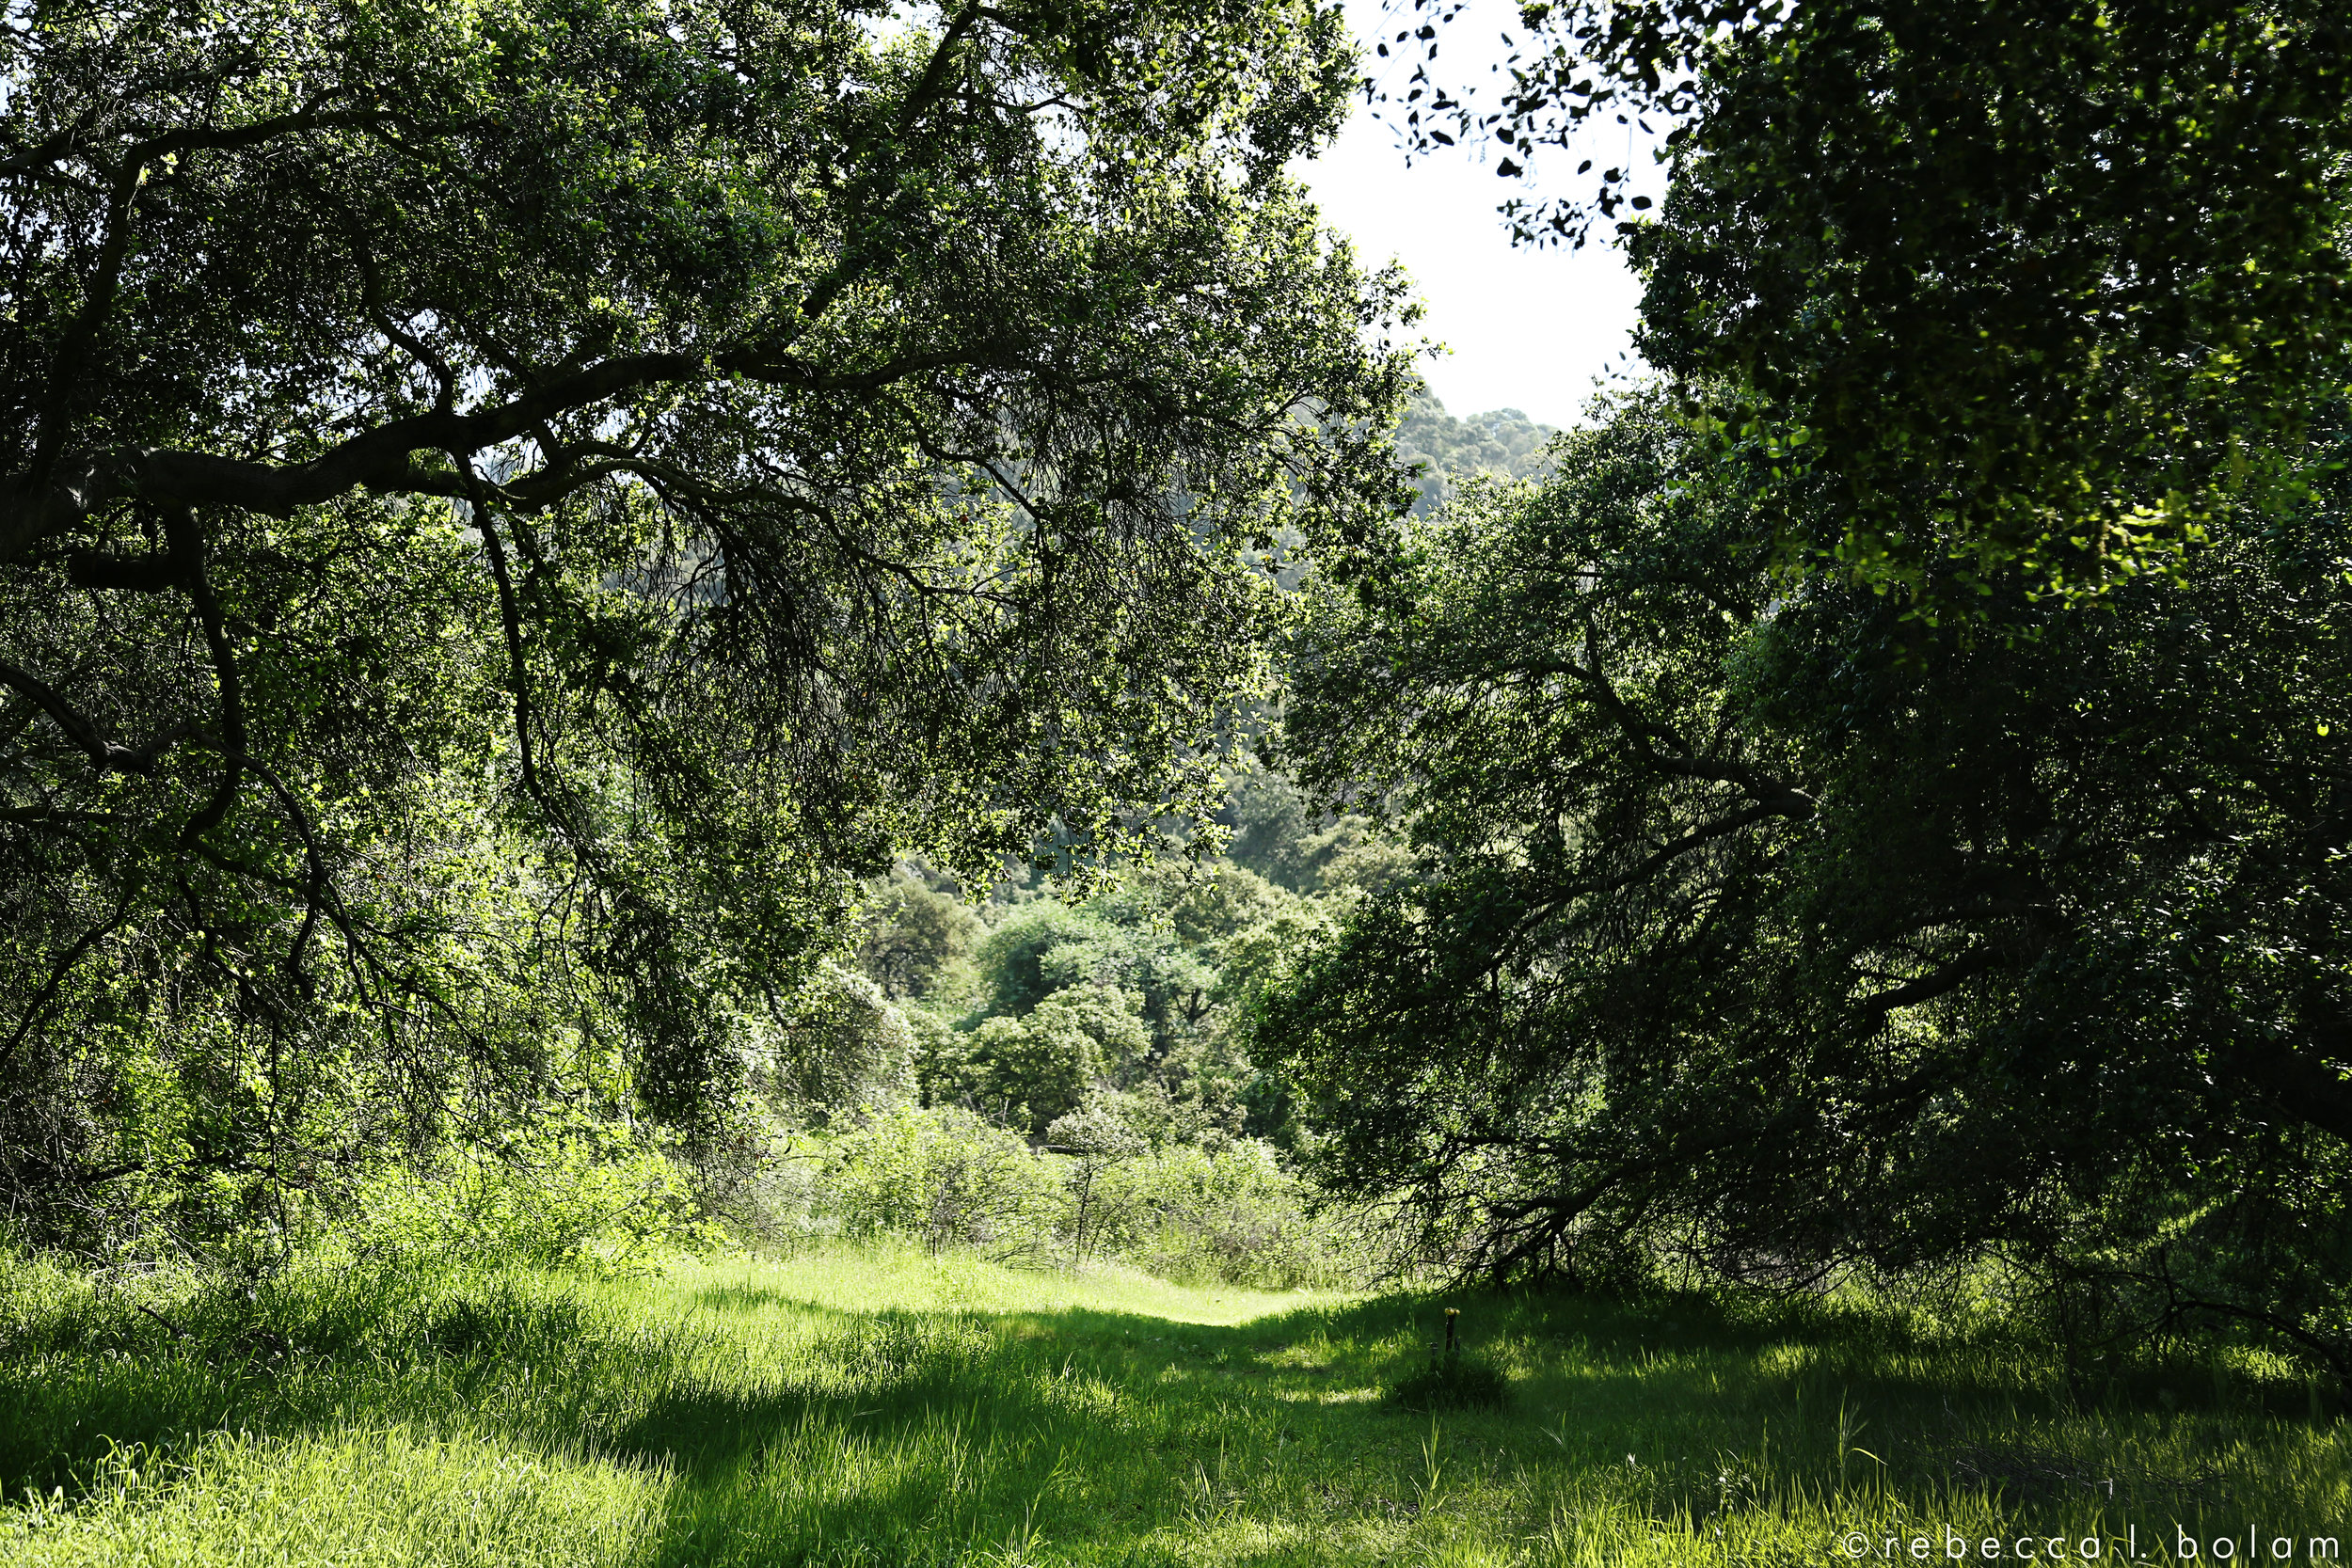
[244,754,354,995]
[168,507,246,847]
[1581,798,1794,897]
[0,889,135,1072]
[458,455,545,801]
[0,658,195,772]
[0,345,1015,565]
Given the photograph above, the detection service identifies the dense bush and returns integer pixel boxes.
[775,1103,1358,1288]
[748,964,919,1125]
[854,872,985,1003]
[1086,1141,1352,1291]
[920,988,1152,1135]
[824,1105,1063,1263]
[326,1123,717,1278]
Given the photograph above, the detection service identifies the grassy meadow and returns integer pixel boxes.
[3,1243,2347,1566]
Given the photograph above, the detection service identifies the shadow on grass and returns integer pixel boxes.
[687,1281,870,1318]
[5,1260,2340,1565]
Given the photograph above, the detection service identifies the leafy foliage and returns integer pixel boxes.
[330,1119,711,1277]
[825,1103,1062,1261]
[807,1101,1345,1285]
[1262,391,2352,1373]
[854,871,985,1003]
[0,0,1413,1240]
[1385,0,2352,607]
[750,963,918,1123]
[901,851,1349,1143]
[930,987,1151,1136]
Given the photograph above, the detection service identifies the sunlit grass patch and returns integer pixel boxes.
[4,1243,2347,1565]
[2,1425,665,1568]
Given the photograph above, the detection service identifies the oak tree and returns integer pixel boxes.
[0,0,1411,1235]
[1262,394,2352,1373]
[1381,0,2352,607]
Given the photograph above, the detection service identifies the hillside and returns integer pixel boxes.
[1392,389,1561,516]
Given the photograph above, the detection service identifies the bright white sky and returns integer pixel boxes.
[1289,1,1659,429]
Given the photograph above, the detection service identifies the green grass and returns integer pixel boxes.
[2,1243,2346,1565]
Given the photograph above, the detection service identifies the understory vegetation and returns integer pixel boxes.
[660,748,1413,1291]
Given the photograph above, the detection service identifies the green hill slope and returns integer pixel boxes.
[1393,389,1560,516]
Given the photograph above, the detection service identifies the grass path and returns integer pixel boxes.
[3,1243,2347,1565]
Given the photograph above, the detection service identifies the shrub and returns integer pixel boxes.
[675,1100,827,1253]
[971,903,1112,1017]
[331,1120,711,1276]
[824,1105,1059,1262]
[1089,1139,1356,1290]
[929,988,1152,1135]
[803,1105,1364,1286]
[854,873,984,1002]
[751,963,917,1124]
[1046,1101,1148,1264]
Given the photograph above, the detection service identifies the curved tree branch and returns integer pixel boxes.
[0,658,195,772]
[457,454,544,802]
[168,507,246,846]
[0,346,1007,564]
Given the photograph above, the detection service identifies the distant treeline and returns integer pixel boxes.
[1392,390,1559,516]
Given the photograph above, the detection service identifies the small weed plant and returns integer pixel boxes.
[1387,1307,1513,1412]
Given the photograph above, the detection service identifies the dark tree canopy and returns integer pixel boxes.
[1380,0,2352,609]
[0,0,1412,1238]
[1261,394,2352,1372]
